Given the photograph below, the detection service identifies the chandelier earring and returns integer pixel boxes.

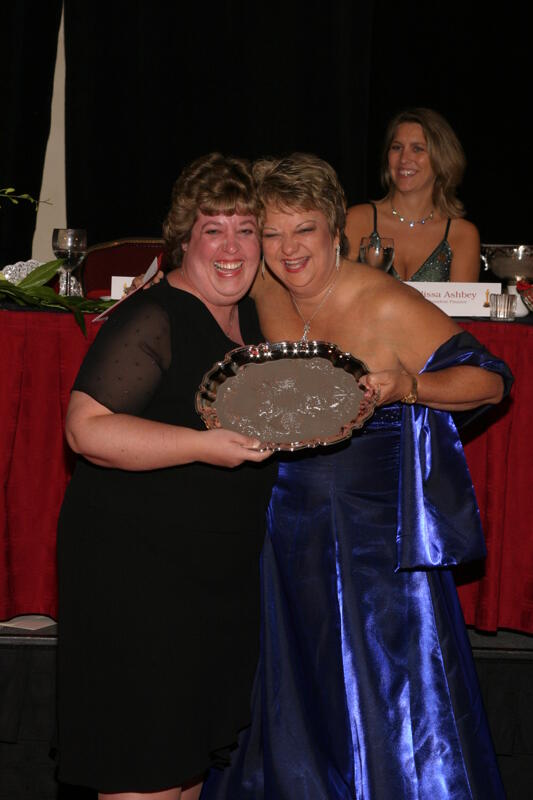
[335,244,340,270]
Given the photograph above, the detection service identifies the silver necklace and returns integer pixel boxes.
[290,272,340,342]
[391,204,434,228]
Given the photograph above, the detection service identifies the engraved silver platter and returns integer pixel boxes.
[195,340,378,452]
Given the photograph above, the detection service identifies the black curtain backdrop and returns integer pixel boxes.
[0,1,530,261]
[62,0,373,246]
[0,0,62,266]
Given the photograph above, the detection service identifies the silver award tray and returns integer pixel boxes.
[195,340,378,452]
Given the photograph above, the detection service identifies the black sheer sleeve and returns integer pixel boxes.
[73,296,171,415]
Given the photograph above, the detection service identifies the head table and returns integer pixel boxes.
[0,306,532,633]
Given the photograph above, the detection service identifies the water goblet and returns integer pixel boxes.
[359,236,395,273]
[52,228,87,296]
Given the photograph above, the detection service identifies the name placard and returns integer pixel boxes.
[406,282,501,317]
[110,275,136,299]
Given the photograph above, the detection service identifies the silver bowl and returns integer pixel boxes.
[196,340,378,452]
[481,244,533,280]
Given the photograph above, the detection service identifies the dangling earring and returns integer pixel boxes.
[261,256,266,279]
[335,244,340,271]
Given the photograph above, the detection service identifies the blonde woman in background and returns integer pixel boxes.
[345,107,480,281]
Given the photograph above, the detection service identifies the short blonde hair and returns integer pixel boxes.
[381,108,467,218]
[253,153,349,255]
[163,153,260,266]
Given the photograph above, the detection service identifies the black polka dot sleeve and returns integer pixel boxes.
[72,295,172,415]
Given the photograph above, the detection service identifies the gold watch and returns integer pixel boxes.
[401,374,418,405]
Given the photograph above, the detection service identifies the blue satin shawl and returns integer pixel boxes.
[397,330,513,571]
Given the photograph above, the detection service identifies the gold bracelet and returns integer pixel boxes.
[400,374,418,405]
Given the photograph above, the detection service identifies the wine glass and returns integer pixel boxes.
[52,228,87,296]
[359,236,395,273]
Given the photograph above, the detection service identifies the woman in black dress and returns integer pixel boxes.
[56,153,276,800]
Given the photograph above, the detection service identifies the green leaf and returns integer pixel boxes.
[28,286,68,302]
[17,259,63,289]
[0,279,115,336]
[72,307,86,334]
[0,283,27,299]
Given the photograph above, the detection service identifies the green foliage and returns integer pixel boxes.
[1,187,110,334]
[17,259,64,289]
[0,260,114,335]
[0,187,38,209]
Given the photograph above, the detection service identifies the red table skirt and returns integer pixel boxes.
[457,321,533,632]
[1,309,532,631]
[0,310,101,619]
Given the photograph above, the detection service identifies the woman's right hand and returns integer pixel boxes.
[198,428,272,467]
[126,270,165,294]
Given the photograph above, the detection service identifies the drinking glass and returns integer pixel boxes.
[52,228,87,296]
[489,292,516,321]
[359,236,395,272]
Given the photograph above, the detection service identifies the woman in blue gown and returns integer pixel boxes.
[201,153,511,799]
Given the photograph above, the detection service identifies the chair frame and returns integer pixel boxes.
[80,237,166,294]
[85,236,165,254]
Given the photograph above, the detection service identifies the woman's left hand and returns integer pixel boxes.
[126,270,165,294]
[359,370,415,407]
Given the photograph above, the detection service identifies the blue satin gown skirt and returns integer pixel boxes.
[201,408,504,799]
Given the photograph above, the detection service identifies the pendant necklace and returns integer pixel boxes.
[391,204,434,228]
[290,272,340,342]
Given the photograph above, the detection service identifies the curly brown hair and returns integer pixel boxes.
[163,153,260,267]
[380,108,467,218]
[252,153,349,256]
